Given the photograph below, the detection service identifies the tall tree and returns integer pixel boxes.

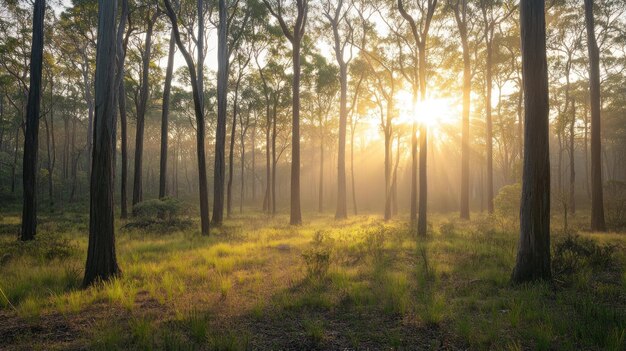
[397,0,438,234]
[84,0,121,286]
[117,0,131,219]
[227,52,251,218]
[262,0,307,225]
[322,0,353,219]
[132,8,159,209]
[159,29,176,199]
[163,0,210,235]
[212,0,250,225]
[584,0,606,231]
[511,0,551,283]
[478,0,514,214]
[452,0,471,219]
[20,0,46,241]
[212,0,227,225]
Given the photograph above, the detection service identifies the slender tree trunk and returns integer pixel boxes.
[512,0,551,283]
[83,0,121,286]
[21,0,45,241]
[132,12,157,210]
[460,27,470,220]
[81,56,94,176]
[584,0,606,231]
[583,105,590,199]
[63,117,69,178]
[44,109,56,210]
[319,134,324,213]
[485,38,494,214]
[69,118,78,202]
[569,99,576,215]
[558,131,563,192]
[271,103,277,215]
[410,105,418,222]
[350,121,357,215]
[336,63,348,219]
[264,116,271,212]
[119,82,128,218]
[159,30,176,199]
[251,122,256,203]
[212,0,228,226]
[417,47,428,235]
[164,0,210,235]
[227,80,240,218]
[290,40,302,225]
[12,125,20,193]
[384,127,392,221]
[391,134,400,216]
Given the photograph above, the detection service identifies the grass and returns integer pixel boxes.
[0,210,624,349]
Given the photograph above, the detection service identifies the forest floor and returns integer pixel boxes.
[0,209,624,350]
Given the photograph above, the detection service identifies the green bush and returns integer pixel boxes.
[302,230,332,281]
[0,233,79,265]
[125,198,192,232]
[132,197,188,220]
[439,221,455,236]
[494,183,521,219]
[605,181,626,230]
[552,235,618,285]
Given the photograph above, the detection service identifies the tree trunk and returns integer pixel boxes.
[83,0,121,286]
[272,101,277,215]
[11,125,20,193]
[227,89,237,218]
[164,0,210,235]
[384,128,392,220]
[290,40,302,225]
[417,47,428,235]
[350,120,358,215]
[584,0,606,231]
[21,0,45,241]
[335,63,348,219]
[251,122,256,203]
[512,0,551,283]
[460,16,470,220]
[159,30,176,199]
[391,134,400,216]
[44,109,56,210]
[119,81,128,218]
[319,134,324,213]
[132,12,157,209]
[569,99,576,215]
[212,0,228,226]
[485,37,494,214]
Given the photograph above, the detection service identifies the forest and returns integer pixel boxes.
[0,0,625,349]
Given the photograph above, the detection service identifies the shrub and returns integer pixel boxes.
[132,197,188,220]
[552,235,618,286]
[124,198,192,232]
[302,230,332,281]
[605,180,626,230]
[494,183,521,219]
[0,233,78,265]
[439,221,455,236]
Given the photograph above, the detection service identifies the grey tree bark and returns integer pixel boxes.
[584,0,606,231]
[212,0,228,225]
[20,0,46,241]
[160,30,176,199]
[164,0,210,235]
[263,0,307,225]
[83,0,121,286]
[511,0,551,283]
[132,11,158,209]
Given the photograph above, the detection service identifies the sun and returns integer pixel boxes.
[395,90,459,129]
